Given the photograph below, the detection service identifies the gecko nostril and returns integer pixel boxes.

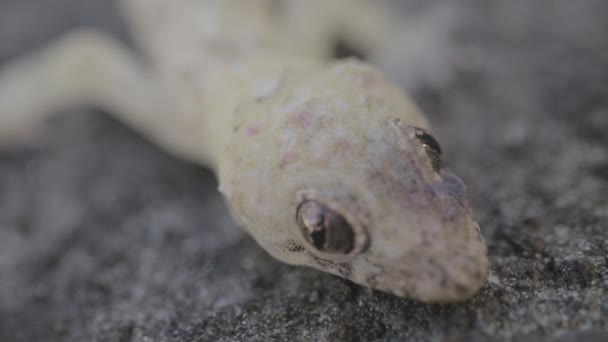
[310,229,326,250]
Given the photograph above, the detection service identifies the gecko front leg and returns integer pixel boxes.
[0,1,489,303]
[0,30,205,164]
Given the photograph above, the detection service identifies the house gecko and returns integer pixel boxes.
[0,0,488,302]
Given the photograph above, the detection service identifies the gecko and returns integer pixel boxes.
[0,0,488,303]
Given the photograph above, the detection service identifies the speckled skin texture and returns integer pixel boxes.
[223,61,487,301]
[0,0,488,302]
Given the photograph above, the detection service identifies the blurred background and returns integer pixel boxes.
[0,0,606,341]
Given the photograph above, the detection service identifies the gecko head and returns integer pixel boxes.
[283,119,488,303]
[221,61,488,302]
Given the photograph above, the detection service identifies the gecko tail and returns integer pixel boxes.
[0,30,111,146]
[0,29,159,149]
[0,55,57,146]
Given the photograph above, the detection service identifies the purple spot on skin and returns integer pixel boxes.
[245,125,262,137]
[290,111,314,129]
[280,151,299,168]
[435,171,466,203]
[399,188,436,211]
[334,140,352,154]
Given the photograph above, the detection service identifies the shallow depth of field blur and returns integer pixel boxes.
[0,1,606,341]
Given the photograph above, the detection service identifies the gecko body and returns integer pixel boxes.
[0,0,488,302]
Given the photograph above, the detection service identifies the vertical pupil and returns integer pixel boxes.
[296,200,356,254]
[310,229,326,249]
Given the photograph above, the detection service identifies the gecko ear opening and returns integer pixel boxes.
[296,200,357,254]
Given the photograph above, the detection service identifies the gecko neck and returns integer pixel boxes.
[198,54,323,171]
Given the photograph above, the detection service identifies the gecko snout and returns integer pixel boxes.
[353,214,488,302]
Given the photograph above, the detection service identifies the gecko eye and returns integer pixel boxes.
[296,200,355,254]
[414,128,443,172]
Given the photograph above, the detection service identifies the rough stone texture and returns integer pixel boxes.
[0,0,606,341]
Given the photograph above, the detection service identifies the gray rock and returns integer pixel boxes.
[0,0,606,341]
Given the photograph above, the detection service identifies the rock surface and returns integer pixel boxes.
[0,0,606,341]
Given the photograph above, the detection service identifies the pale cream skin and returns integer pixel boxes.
[0,0,488,302]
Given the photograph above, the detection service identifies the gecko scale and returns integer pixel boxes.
[0,0,488,302]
